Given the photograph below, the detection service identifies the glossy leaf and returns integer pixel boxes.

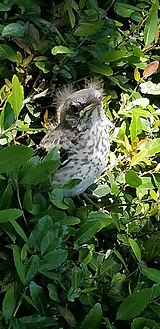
[0,44,18,62]
[80,303,102,329]
[0,208,23,223]
[48,283,60,302]
[128,238,141,262]
[142,268,160,283]
[146,138,160,156]
[130,149,148,166]
[29,281,45,314]
[117,288,153,320]
[20,160,59,185]
[99,49,127,62]
[8,75,24,119]
[144,0,159,46]
[125,170,142,188]
[39,249,68,271]
[130,110,142,143]
[2,22,27,37]
[93,184,110,197]
[13,245,26,285]
[74,21,103,36]
[74,220,101,245]
[115,3,141,18]
[10,219,28,243]
[51,46,72,55]
[89,62,113,76]
[134,67,141,82]
[0,145,33,173]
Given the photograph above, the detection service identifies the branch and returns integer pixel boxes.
[22,88,49,108]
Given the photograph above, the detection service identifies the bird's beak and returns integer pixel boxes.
[79,100,101,118]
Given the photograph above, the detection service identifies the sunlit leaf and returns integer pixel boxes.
[144,0,159,46]
[130,149,148,166]
[125,170,142,188]
[51,46,73,55]
[8,75,24,119]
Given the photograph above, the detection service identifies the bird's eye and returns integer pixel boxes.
[71,104,79,114]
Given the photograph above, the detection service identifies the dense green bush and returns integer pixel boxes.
[0,0,160,328]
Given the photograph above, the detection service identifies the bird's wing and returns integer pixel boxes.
[38,126,76,167]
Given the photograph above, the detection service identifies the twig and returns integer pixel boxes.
[105,0,116,13]
[116,15,148,49]
[22,88,49,108]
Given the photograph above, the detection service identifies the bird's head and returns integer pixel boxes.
[57,87,104,130]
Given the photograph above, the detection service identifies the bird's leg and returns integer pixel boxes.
[80,192,100,210]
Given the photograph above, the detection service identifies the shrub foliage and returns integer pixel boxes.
[0,0,160,328]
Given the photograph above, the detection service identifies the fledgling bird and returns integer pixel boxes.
[40,84,113,196]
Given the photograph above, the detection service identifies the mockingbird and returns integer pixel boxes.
[40,84,112,196]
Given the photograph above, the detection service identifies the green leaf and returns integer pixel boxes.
[13,246,26,285]
[139,175,160,189]
[2,284,16,321]
[144,0,158,46]
[8,75,24,119]
[51,46,73,55]
[29,215,66,251]
[11,318,26,329]
[10,219,28,243]
[35,60,50,73]
[93,184,110,197]
[50,188,68,209]
[115,3,141,18]
[20,160,59,185]
[39,249,68,271]
[89,62,113,76]
[80,303,102,329]
[47,283,60,302]
[74,21,104,36]
[116,288,153,320]
[1,101,15,130]
[74,220,101,245]
[131,317,159,329]
[18,315,57,327]
[0,208,23,223]
[125,170,142,188]
[2,22,27,37]
[0,4,12,11]
[71,267,81,290]
[0,44,18,62]
[146,138,160,156]
[99,49,127,62]
[130,110,142,143]
[63,216,80,225]
[128,238,141,262]
[130,149,148,166]
[25,255,40,284]
[0,145,33,173]
[142,268,160,283]
[58,306,76,327]
[40,227,62,255]
[29,281,45,314]
[0,183,13,209]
